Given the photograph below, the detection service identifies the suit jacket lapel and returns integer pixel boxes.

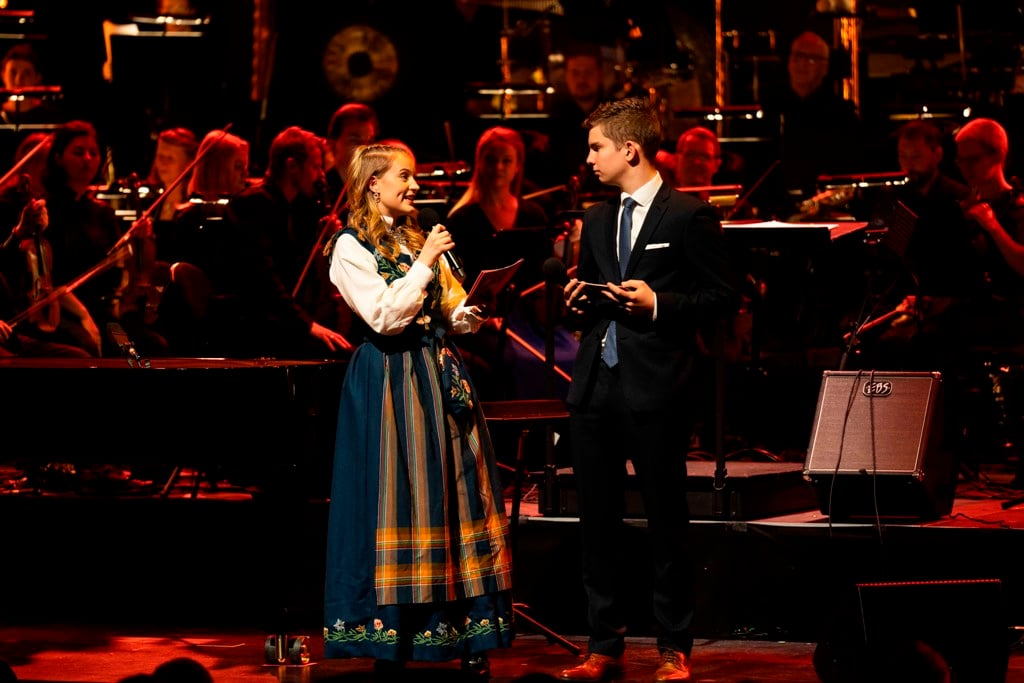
[622,184,670,278]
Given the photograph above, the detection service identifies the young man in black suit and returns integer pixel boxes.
[558,97,739,682]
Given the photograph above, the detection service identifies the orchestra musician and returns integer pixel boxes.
[0,43,66,179]
[848,118,1024,477]
[445,125,551,399]
[159,129,250,275]
[954,118,1024,480]
[323,102,379,209]
[756,30,864,219]
[222,126,352,358]
[537,41,612,194]
[143,127,199,222]
[155,129,251,355]
[866,117,1024,360]
[40,120,171,357]
[855,120,988,360]
[0,43,66,127]
[671,126,722,201]
[955,118,1024,314]
[0,133,96,357]
[107,127,199,346]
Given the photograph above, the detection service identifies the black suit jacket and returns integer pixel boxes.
[567,182,739,412]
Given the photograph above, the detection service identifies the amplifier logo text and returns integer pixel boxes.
[862,380,893,397]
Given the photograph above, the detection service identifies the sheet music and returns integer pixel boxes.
[723,220,869,241]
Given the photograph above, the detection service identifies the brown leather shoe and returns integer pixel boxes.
[558,652,622,681]
[654,649,691,681]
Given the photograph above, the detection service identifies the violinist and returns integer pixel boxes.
[0,267,75,357]
[144,127,199,222]
[955,119,1024,310]
[104,128,199,334]
[848,118,1024,479]
[222,126,352,358]
[156,129,250,355]
[0,132,100,356]
[956,119,1024,487]
[323,103,378,209]
[857,120,989,360]
[161,129,250,275]
[41,120,171,357]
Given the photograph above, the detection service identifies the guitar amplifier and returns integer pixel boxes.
[803,371,955,520]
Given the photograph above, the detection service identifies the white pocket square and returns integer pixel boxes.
[645,242,670,250]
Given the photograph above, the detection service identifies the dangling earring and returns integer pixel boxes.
[372,190,381,204]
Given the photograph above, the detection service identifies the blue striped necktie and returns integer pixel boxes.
[601,196,637,368]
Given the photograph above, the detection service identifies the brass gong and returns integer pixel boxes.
[322,25,399,102]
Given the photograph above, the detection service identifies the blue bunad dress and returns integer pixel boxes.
[323,227,514,664]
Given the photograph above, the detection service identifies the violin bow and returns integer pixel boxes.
[291,180,349,300]
[9,126,234,328]
[106,123,234,257]
[0,132,53,190]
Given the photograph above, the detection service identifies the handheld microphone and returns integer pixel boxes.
[418,207,465,281]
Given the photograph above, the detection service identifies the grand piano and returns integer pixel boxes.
[0,357,348,498]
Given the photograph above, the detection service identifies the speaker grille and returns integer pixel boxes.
[805,371,940,475]
[803,371,954,519]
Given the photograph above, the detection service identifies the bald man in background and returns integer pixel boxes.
[758,30,864,217]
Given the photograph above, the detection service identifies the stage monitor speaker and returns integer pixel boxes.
[803,371,955,520]
[856,579,1008,683]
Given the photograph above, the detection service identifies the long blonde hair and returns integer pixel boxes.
[187,130,249,198]
[346,143,425,261]
[448,126,525,216]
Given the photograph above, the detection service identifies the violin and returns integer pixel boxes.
[18,190,59,333]
[1,170,59,332]
[109,174,164,325]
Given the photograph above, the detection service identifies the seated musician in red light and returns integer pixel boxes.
[0,43,65,127]
[223,126,353,358]
[851,118,1024,481]
[860,120,988,353]
[956,118,1024,298]
[0,132,101,357]
[870,118,1024,356]
[657,126,751,220]
[323,102,379,209]
[445,125,552,400]
[672,126,722,199]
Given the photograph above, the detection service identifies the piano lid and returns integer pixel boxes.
[0,357,348,467]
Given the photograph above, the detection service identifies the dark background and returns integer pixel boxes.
[1,0,1022,186]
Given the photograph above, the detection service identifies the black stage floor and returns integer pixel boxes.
[2,462,1024,681]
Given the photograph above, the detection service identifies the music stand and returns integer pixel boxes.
[482,399,581,655]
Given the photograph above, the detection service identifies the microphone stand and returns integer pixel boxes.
[107,321,151,369]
